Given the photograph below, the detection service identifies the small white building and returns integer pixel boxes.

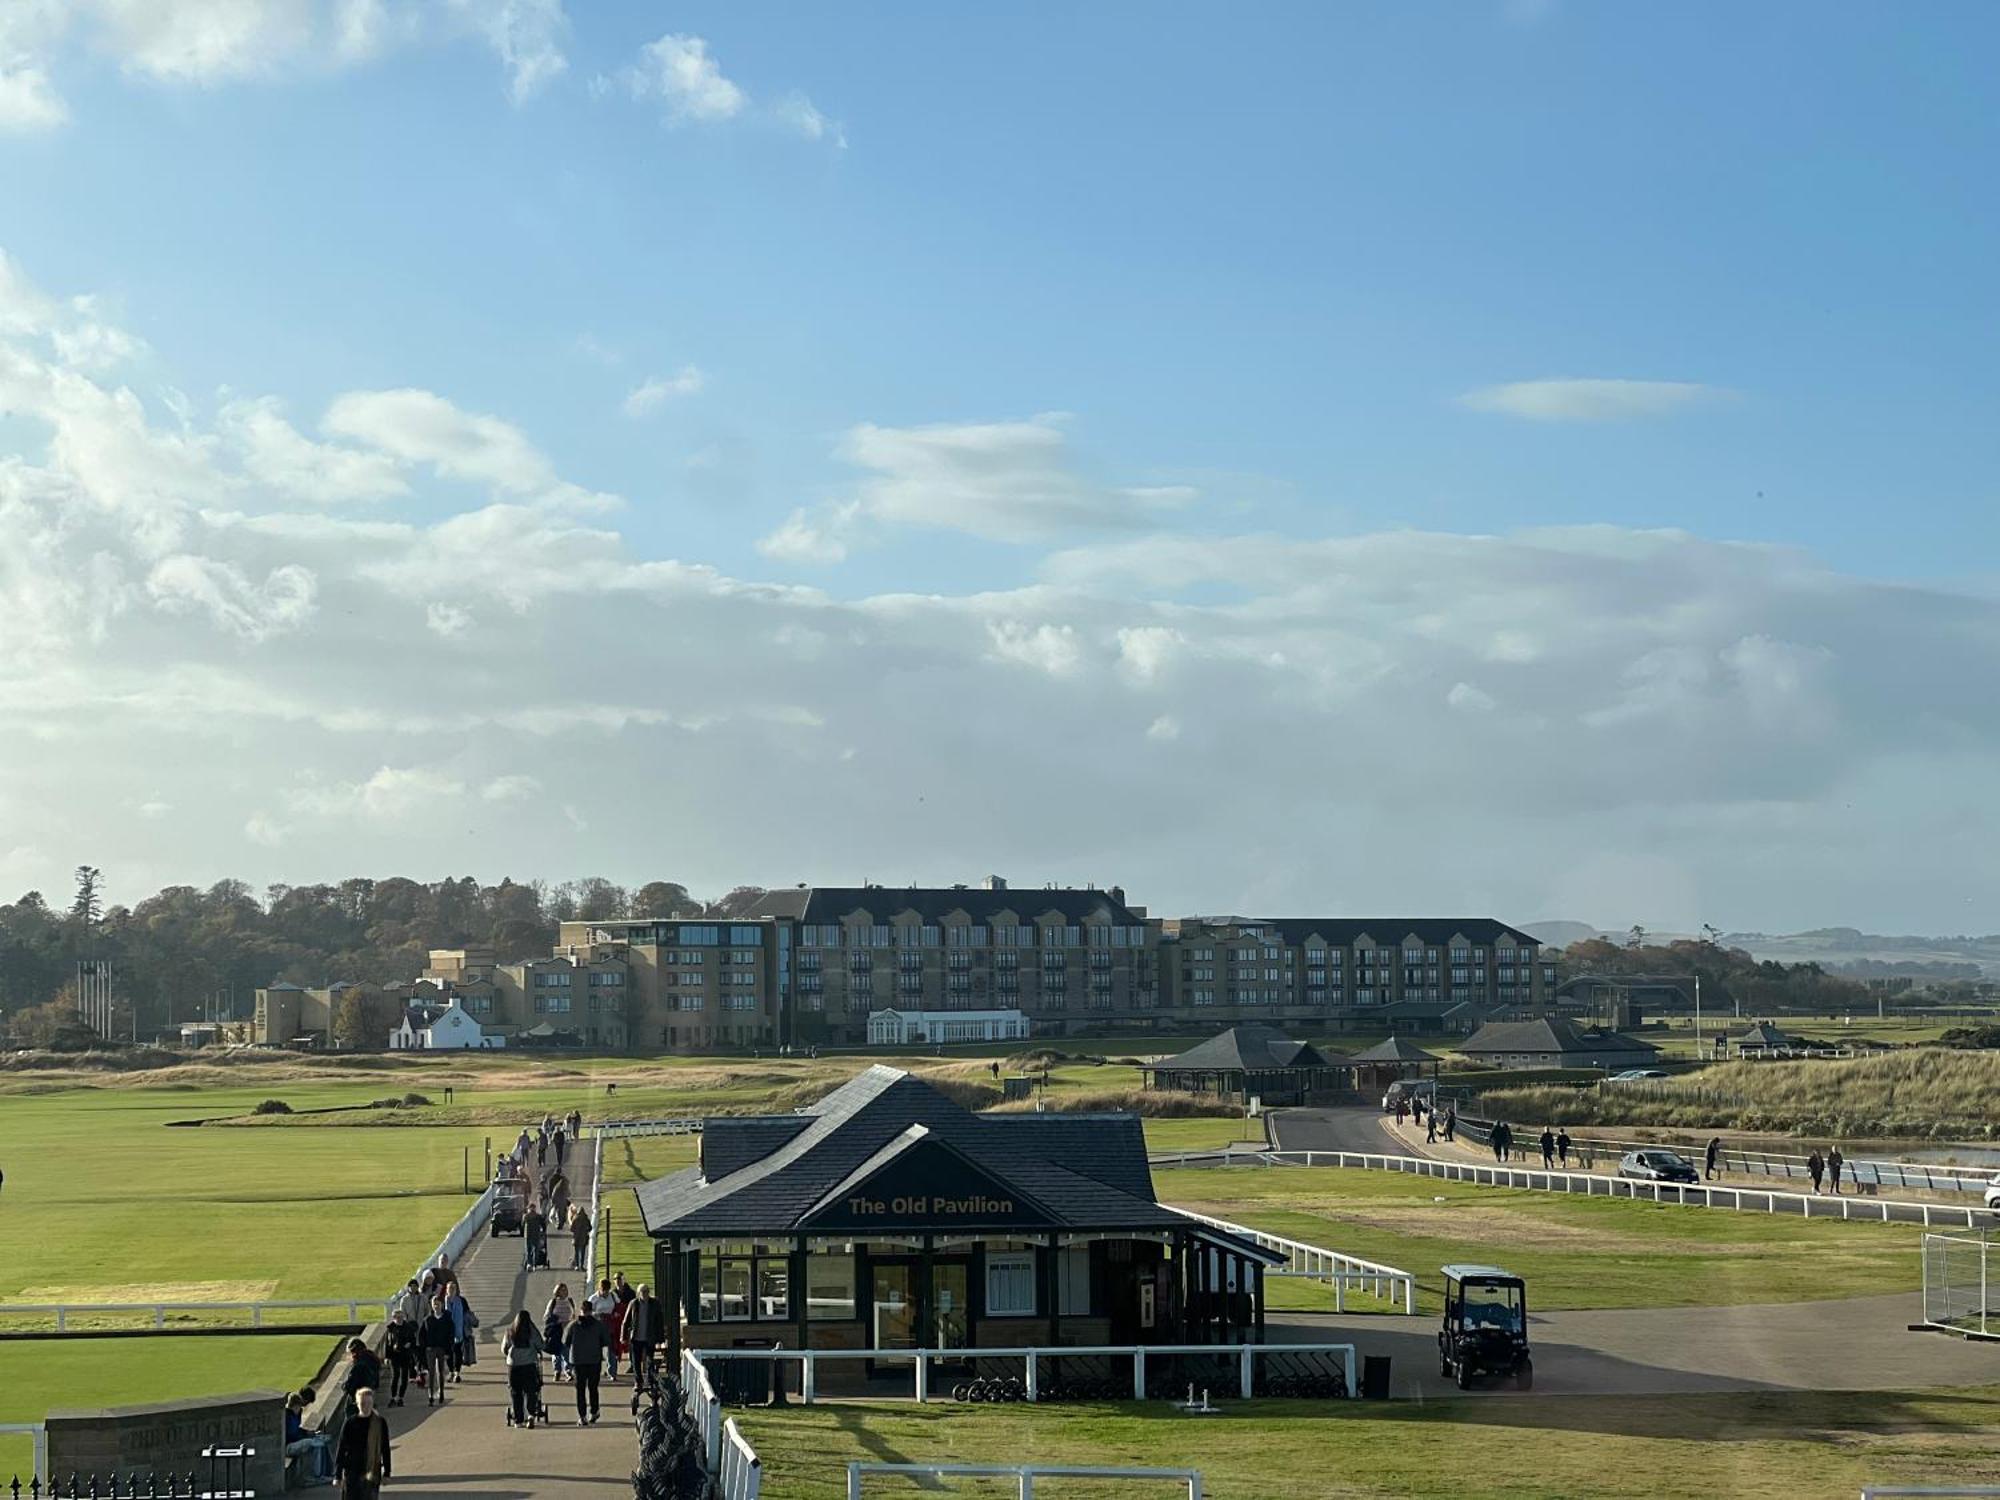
[866,1008,1031,1047]
[390,997,501,1051]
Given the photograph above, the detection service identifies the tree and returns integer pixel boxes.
[331,989,401,1051]
[71,866,104,927]
[1625,924,1647,950]
[708,886,769,918]
[633,882,697,918]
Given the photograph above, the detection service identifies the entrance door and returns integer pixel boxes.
[933,1261,970,1349]
[871,1262,916,1349]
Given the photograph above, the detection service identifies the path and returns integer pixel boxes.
[383,1134,640,1498]
[1277,1290,2000,1399]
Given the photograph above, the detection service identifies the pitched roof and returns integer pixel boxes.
[1253,918,1543,948]
[1348,1036,1438,1063]
[1152,1024,1340,1073]
[743,885,1146,926]
[1458,1018,1661,1056]
[639,1065,1185,1237]
[1737,1021,1799,1047]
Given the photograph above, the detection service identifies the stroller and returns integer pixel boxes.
[504,1364,549,1429]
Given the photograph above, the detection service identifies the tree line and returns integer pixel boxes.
[1561,932,1875,1013]
[0,871,769,1043]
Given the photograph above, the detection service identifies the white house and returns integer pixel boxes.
[866,1008,1031,1047]
[390,997,500,1051]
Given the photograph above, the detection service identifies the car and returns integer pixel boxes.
[1985,1173,2000,1212]
[1606,1068,1669,1082]
[1618,1148,1700,1185]
[1437,1264,1532,1390]
[1382,1079,1435,1111]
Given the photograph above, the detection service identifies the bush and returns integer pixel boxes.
[252,1097,293,1115]
[401,1091,434,1107]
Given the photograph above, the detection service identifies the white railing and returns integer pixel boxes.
[682,1347,725,1472]
[585,1127,606,1284]
[685,1340,1358,1403]
[414,1181,496,1291]
[0,1422,48,1479]
[1860,1490,2000,1497]
[718,1417,763,1500]
[1168,1206,1416,1313]
[595,1117,706,1139]
[849,1463,1202,1499]
[0,1299,391,1332]
[1173,1148,1995,1229]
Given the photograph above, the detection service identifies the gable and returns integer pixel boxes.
[802,1135,1054,1232]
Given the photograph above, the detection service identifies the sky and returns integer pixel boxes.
[1,1,1997,934]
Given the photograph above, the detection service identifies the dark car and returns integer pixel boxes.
[1617,1148,1700,1185]
[1437,1264,1532,1391]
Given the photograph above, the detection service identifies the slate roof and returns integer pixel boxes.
[1458,1019,1661,1056]
[639,1065,1208,1238]
[1151,1025,1341,1074]
[1348,1036,1439,1063]
[1258,918,1544,948]
[742,885,1146,926]
[1737,1022,1800,1048]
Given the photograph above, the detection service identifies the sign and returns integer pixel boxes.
[804,1138,1051,1231]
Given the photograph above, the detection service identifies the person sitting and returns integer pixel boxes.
[284,1391,333,1484]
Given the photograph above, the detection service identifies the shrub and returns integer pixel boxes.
[252,1097,293,1115]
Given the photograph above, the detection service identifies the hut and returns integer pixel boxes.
[1139,1024,1349,1106]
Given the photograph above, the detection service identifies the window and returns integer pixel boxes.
[1058,1246,1091,1316]
[675,992,704,1011]
[986,1251,1036,1316]
[534,994,571,1014]
[806,1248,855,1320]
[730,925,762,946]
[697,1247,792,1323]
[680,925,720,946]
[589,971,623,986]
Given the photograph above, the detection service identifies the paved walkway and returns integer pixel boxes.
[383,1137,639,1498]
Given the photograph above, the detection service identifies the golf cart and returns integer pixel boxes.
[1438,1264,1532,1390]
[490,1172,527,1237]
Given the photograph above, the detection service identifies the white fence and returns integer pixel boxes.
[0,1298,391,1332]
[683,1349,763,1499]
[1174,1147,1996,1229]
[684,1339,1358,1404]
[596,1117,706,1139]
[0,1422,48,1479]
[1168,1206,1416,1313]
[584,1127,606,1284]
[718,1418,762,1500]
[849,1463,1203,1499]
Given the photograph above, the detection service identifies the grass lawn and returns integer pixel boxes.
[0,1335,333,1479]
[736,1387,2000,1499]
[1154,1166,1926,1315]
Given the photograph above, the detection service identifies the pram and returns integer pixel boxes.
[523,1231,551,1271]
[504,1365,549,1428]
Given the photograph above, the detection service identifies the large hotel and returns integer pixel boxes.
[254,875,1556,1053]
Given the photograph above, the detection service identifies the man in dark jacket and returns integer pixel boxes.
[339,1339,382,1408]
[625,1284,666,1389]
[333,1388,391,1500]
[566,1304,608,1424]
[1704,1137,1723,1180]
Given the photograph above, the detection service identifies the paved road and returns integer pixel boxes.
[1277,1290,2000,1400]
[387,1136,637,1497]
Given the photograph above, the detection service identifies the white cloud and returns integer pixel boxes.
[622,366,706,417]
[986,620,1083,678]
[1145,714,1181,742]
[764,416,1196,559]
[137,799,172,819]
[1116,626,1184,684]
[481,773,540,802]
[221,395,409,505]
[0,63,66,132]
[1447,681,1497,713]
[243,811,288,847]
[1459,378,1723,422]
[322,388,610,509]
[146,555,317,641]
[774,90,843,146]
[623,33,744,122]
[445,0,566,103]
[426,601,473,637]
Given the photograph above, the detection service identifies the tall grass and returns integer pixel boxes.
[1480,1047,2000,1139]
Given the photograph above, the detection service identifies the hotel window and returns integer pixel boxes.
[922,925,941,947]
[675,993,704,1011]
[730,925,762,946]
[986,1249,1036,1316]
[535,994,571,1014]
[871,926,891,948]
[1450,947,1470,963]
[680,925,720,946]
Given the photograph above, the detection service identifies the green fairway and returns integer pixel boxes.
[736,1386,2000,1499]
[0,1335,334,1479]
[1153,1165,1927,1314]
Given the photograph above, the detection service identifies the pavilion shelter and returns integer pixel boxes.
[638,1066,1279,1366]
[1139,1024,1350,1105]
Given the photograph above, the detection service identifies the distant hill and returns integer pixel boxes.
[1524,921,1604,948]
[1723,929,2000,978]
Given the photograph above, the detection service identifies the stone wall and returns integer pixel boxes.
[45,1390,285,1496]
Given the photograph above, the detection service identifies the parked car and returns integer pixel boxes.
[1606,1068,1669,1082]
[1618,1148,1700,1185]
[1382,1079,1436,1112]
[1985,1173,2000,1212]
[1437,1264,1532,1391]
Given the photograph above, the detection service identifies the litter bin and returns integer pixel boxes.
[1361,1354,1392,1400]
[727,1338,778,1405]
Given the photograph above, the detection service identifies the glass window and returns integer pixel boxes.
[731,925,762,946]
[986,1251,1036,1316]
[757,1259,790,1320]
[1058,1246,1091,1316]
[806,1250,855,1321]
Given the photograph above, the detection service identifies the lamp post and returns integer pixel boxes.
[1694,974,1703,1060]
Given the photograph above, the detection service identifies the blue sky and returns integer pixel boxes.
[0,2,1996,931]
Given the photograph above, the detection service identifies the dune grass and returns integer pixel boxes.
[737,1386,2000,1500]
[1155,1165,1925,1315]
[1482,1048,2000,1139]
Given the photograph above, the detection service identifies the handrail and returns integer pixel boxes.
[584,1127,606,1285]
[0,1299,389,1331]
[594,1117,705,1138]
[1168,1206,1416,1313]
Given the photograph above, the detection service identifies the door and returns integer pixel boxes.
[933,1261,969,1349]
[871,1261,916,1349]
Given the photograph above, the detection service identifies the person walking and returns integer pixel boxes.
[566,1303,607,1425]
[625,1283,666,1390]
[566,1108,583,1143]
[1807,1149,1826,1194]
[587,1278,622,1379]
[1539,1127,1555,1170]
[1704,1137,1722,1181]
[612,1272,636,1306]
[550,1169,572,1231]
[1442,1106,1456,1143]
[339,1338,382,1410]
[553,1126,567,1171]
[384,1310,417,1407]
[1425,1109,1437,1144]
[419,1295,455,1405]
[445,1283,477,1382]
[503,1310,545,1427]
[524,1200,549,1271]
[1828,1146,1845,1195]
[537,1126,549,1169]
[332,1388,391,1500]
[1491,1121,1510,1163]
[1556,1128,1571,1168]
[545,1283,576,1382]
[570,1207,592,1271]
